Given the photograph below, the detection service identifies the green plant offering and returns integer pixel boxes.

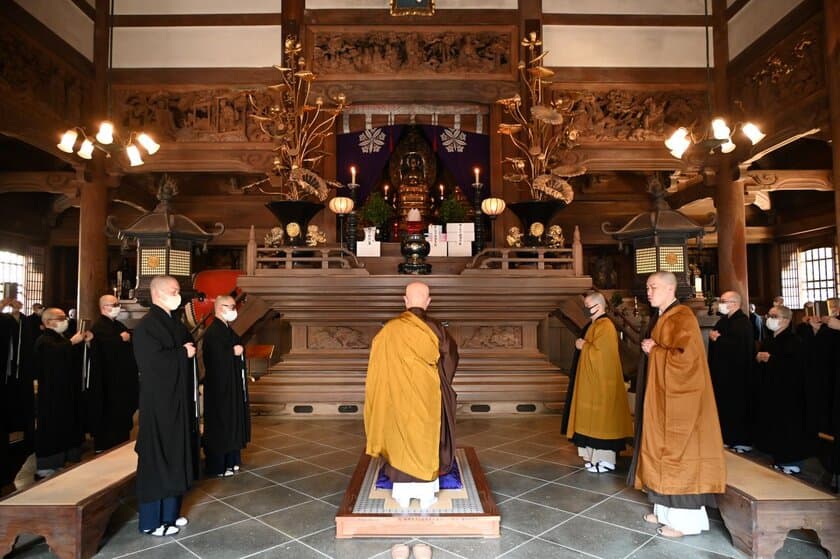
[609,292,623,309]
[362,193,394,226]
[439,195,467,224]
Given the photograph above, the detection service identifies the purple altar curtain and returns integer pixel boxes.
[420,125,490,201]
[336,125,404,204]
[336,125,490,203]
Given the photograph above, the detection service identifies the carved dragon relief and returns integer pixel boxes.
[113,88,280,143]
[461,326,522,349]
[310,26,515,79]
[547,89,706,143]
[732,20,824,121]
[307,326,371,350]
[0,22,88,124]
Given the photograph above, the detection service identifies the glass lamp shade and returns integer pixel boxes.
[720,140,736,154]
[481,197,506,216]
[137,133,160,155]
[328,196,354,215]
[741,122,765,144]
[126,144,144,166]
[665,127,690,158]
[96,121,114,145]
[77,139,94,159]
[711,118,731,141]
[57,129,78,153]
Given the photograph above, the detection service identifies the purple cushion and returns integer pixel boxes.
[375,460,463,490]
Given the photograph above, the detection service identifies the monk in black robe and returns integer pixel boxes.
[32,307,91,479]
[0,297,12,490]
[88,294,139,452]
[201,295,250,477]
[809,312,840,478]
[133,276,196,536]
[795,310,835,441]
[755,305,811,473]
[2,299,35,447]
[707,291,755,452]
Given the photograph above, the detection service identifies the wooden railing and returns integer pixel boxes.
[244,224,585,276]
[465,225,584,275]
[246,227,365,274]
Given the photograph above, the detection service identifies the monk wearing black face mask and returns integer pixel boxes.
[562,291,632,474]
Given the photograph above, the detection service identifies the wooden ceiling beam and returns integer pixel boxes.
[542,14,706,27]
[0,172,80,195]
[113,13,282,27]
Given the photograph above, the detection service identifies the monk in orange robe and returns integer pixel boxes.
[564,291,633,473]
[631,271,726,538]
[364,281,459,508]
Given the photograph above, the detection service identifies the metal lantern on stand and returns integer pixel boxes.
[601,175,714,300]
[107,175,224,306]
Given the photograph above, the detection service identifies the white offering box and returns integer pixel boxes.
[445,222,475,242]
[446,222,474,256]
[427,225,447,256]
[356,227,381,257]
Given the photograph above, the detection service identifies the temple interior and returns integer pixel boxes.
[1,0,839,557]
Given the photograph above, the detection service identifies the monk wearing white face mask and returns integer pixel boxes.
[32,307,93,479]
[87,294,139,452]
[754,305,811,475]
[133,275,197,537]
[201,295,250,477]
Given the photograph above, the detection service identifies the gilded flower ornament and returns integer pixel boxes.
[496,32,584,201]
[244,35,348,201]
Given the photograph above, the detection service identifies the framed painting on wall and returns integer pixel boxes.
[390,0,435,16]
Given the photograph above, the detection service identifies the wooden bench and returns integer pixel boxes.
[0,442,136,559]
[718,452,840,559]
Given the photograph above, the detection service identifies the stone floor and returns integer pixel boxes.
[4,415,833,558]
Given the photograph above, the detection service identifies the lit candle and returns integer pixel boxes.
[474,167,480,184]
[350,166,356,184]
[383,184,389,198]
[440,184,444,198]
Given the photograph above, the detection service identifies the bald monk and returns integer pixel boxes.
[707,290,755,453]
[364,281,459,509]
[631,271,726,538]
[563,291,633,473]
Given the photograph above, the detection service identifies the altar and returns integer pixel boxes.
[238,226,591,416]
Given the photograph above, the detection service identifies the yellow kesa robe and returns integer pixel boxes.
[634,305,726,496]
[566,317,633,441]
[364,310,442,482]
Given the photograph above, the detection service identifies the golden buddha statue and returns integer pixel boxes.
[397,152,431,229]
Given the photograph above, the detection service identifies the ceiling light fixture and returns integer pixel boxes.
[664,0,764,159]
[56,0,159,166]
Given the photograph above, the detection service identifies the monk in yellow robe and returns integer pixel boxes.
[364,281,459,508]
[563,291,633,473]
[631,271,726,538]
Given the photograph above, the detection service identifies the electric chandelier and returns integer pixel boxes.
[56,0,160,167]
[664,0,764,159]
[57,124,159,167]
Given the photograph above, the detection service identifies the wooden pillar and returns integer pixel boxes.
[281,0,304,59]
[712,0,749,308]
[489,103,506,245]
[825,0,840,248]
[77,0,110,321]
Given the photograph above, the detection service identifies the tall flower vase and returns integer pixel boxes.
[265,201,325,246]
[508,200,566,247]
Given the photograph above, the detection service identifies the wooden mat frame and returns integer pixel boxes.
[335,446,500,538]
